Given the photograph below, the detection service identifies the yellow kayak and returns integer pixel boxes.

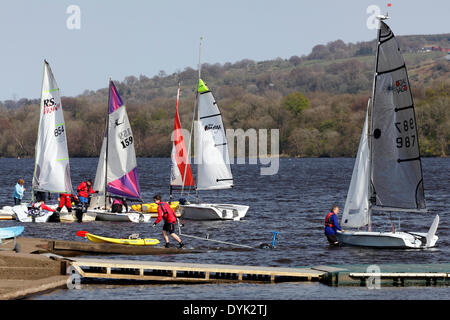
[132,201,179,213]
[80,231,160,246]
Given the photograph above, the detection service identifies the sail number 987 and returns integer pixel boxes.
[395,118,415,149]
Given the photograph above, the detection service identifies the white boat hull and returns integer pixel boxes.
[12,204,53,223]
[0,206,15,220]
[128,212,152,223]
[180,203,249,221]
[90,209,130,222]
[336,231,438,249]
[81,211,97,222]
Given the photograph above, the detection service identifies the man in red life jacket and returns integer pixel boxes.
[76,180,97,210]
[324,205,342,246]
[152,194,184,248]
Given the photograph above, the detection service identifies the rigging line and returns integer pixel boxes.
[178,231,254,249]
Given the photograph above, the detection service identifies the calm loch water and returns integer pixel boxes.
[0,157,449,299]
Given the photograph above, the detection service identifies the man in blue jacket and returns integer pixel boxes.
[324,205,342,246]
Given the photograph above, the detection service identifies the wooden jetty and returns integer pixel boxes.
[69,257,325,283]
[319,264,450,286]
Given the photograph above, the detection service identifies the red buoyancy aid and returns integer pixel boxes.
[157,202,177,224]
[77,182,95,198]
[325,212,335,228]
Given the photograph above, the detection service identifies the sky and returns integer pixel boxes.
[0,0,448,101]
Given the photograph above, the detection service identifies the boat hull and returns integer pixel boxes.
[0,226,24,240]
[128,212,152,223]
[180,203,249,221]
[91,210,130,222]
[85,233,159,246]
[12,205,53,223]
[336,231,438,249]
[0,206,15,220]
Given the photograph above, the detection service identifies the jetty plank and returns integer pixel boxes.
[69,257,325,283]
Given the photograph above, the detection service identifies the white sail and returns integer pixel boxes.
[32,61,72,194]
[195,79,233,191]
[90,81,141,209]
[91,135,107,208]
[341,107,370,228]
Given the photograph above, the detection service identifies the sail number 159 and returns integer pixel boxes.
[118,128,133,149]
[395,118,415,149]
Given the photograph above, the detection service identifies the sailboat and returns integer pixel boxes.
[336,17,439,248]
[127,83,191,223]
[88,80,142,221]
[12,60,75,222]
[180,75,249,220]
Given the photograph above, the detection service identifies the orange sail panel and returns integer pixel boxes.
[170,84,195,187]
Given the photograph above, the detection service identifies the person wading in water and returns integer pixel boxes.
[324,205,342,246]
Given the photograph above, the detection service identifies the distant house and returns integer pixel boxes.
[432,46,450,53]
[420,45,450,53]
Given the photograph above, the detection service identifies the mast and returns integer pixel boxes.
[104,78,111,209]
[367,17,386,231]
[174,79,181,201]
[184,37,203,202]
[31,60,47,202]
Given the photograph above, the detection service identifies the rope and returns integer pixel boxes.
[176,219,253,249]
[178,232,254,249]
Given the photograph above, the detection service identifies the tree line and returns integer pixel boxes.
[1,34,449,158]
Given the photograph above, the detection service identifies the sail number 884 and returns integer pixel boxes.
[54,125,65,137]
[395,118,415,149]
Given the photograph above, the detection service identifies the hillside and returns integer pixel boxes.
[0,33,449,158]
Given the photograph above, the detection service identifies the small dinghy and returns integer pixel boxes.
[336,17,439,249]
[76,230,159,246]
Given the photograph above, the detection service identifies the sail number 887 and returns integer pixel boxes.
[395,118,415,149]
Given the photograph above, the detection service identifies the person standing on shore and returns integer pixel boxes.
[324,205,342,246]
[152,194,184,248]
[13,179,26,205]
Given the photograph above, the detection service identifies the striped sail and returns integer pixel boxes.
[170,84,195,187]
[32,60,72,194]
[93,81,141,201]
[369,21,425,211]
[195,79,233,190]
